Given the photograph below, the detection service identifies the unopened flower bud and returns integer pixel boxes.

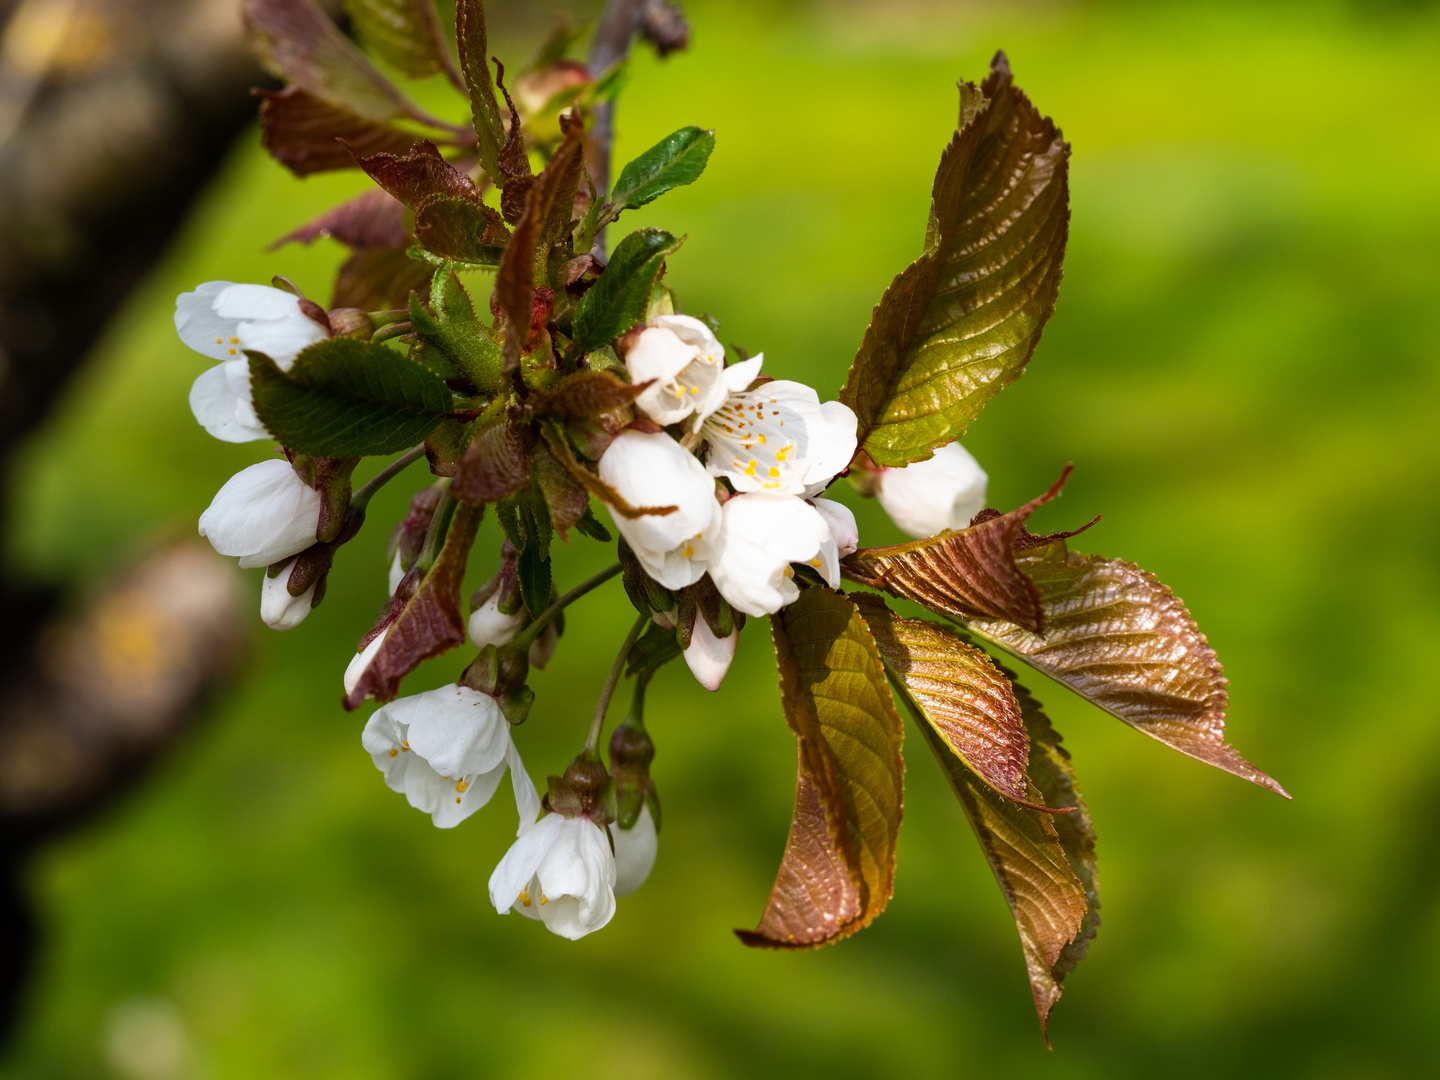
[260,557,316,631]
[199,459,322,569]
[388,485,445,589]
[875,441,988,539]
[608,714,659,895]
[327,308,374,339]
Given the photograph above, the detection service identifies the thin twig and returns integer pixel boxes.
[514,562,623,651]
[585,612,648,753]
[586,0,647,257]
[351,444,428,510]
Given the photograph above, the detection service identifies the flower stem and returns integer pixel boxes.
[416,487,457,573]
[351,445,428,511]
[585,612,648,754]
[371,321,413,345]
[513,562,623,651]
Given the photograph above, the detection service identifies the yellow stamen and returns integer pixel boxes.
[455,780,468,793]
[519,889,532,907]
[388,748,399,758]
[228,348,237,355]
[757,434,766,443]
[229,336,240,344]
[768,467,780,477]
[540,894,549,905]
[684,544,694,558]
[744,460,758,477]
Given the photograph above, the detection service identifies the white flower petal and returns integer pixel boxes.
[212,283,305,321]
[344,630,388,696]
[707,494,831,616]
[387,552,405,595]
[259,558,315,631]
[189,362,270,443]
[198,459,321,569]
[809,497,859,558]
[174,282,237,360]
[683,616,738,692]
[467,594,524,649]
[611,802,658,897]
[876,441,989,539]
[507,742,542,833]
[533,817,616,939]
[490,813,565,912]
[800,400,859,496]
[388,685,509,778]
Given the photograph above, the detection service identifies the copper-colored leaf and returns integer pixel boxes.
[412,194,511,262]
[455,0,507,186]
[257,87,416,177]
[450,418,533,504]
[967,542,1288,797]
[531,442,589,534]
[854,593,1030,803]
[843,466,1072,634]
[538,422,675,521]
[274,188,408,251]
[496,120,584,369]
[533,370,649,419]
[331,245,433,313]
[345,500,481,707]
[739,588,904,949]
[350,140,481,210]
[840,51,1069,467]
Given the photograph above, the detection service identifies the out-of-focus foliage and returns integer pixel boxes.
[4,0,1440,1075]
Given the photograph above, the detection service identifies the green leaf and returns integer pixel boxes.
[840,52,1070,467]
[737,588,904,949]
[343,0,450,79]
[625,622,682,683]
[574,506,611,542]
[245,0,425,125]
[454,0,507,186]
[571,229,683,354]
[407,263,504,392]
[496,488,552,615]
[607,127,714,217]
[844,466,1072,633]
[248,338,454,456]
[965,541,1289,797]
[412,195,511,265]
[345,499,481,707]
[857,594,1091,1039]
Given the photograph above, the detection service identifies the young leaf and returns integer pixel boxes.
[966,542,1289,797]
[531,442,589,533]
[344,0,451,80]
[843,466,1073,634]
[625,621,682,682]
[274,188,409,251]
[412,195,511,264]
[450,416,533,504]
[854,594,1031,803]
[496,118,585,369]
[345,499,481,707]
[455,0,507,186]
[840,52,1070,467]
[606,127,714,218]
[533,370,650,419]
[911,707,1088,1043]
[350,140,482,209]
[496,488,553,615]
[574,506,611,542]
[571,229,683,354]
[332,245,434,312]
[257,88,416,176]
[244,0,426,125]
[248,338,454,456]
[407,264,504,392]
[738,588,904,949]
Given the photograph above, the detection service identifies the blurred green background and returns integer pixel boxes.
[5,0,1440,1075]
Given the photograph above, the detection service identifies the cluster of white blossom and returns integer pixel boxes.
[177,283,990,941]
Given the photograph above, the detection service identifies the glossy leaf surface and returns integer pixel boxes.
[739,589,903,949]
[344,0,449,80]
[608,127,715,217]
[840,52,1069,466]
[257,88,415,177]
[571,229,683,354]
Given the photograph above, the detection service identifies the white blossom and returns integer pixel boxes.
[697,358,857,497]
[176,282,329,443]
[610,802,658,897]
[625,315,728,426]
[387,552,406,595]
[198,459,321,569]
[707,493,835,617]
[598,430,720,590]
[361,685,540,830]
[809,496,859,587]
[467,593,524,650]
[344,628,388,696]
[684,616,738,692]
[876,441,989,539]
[489,812,617,940]
[259,557,315,631]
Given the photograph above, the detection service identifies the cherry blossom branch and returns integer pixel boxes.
[513,562,623,652]
[351,444,428,510]
[585,612,648,754]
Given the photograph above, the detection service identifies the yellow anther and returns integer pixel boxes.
[540,894,549,905]
[228,348,237,355]
[519,889,532,907]
[215,337,222,344]
[455,780,468,793]
[388,748,399,758]
[768,467,780,477]
[454,797,461,804]
[690,386,699,394]
[757,434,766,443]
[684,544,694,558]
[744,460,758,477]
[229,336,240,344]
[810,558,822,567]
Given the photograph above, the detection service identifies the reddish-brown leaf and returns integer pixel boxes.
[843,466,1073,634]
[274,188,408,251]
[412,194,511,262]
[533,370,649,419]
[345,500,481,707]
[331,245,433,312]
[967,542,1288,797]
[454,0,507,185]
[738,588,904,949]
[854,594,1031,803]
[257,87,417,177]
[350,140,482,209]
[450,418,534,504]
[531,442,589,534]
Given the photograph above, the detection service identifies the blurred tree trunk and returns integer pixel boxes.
[0,0,263,1043]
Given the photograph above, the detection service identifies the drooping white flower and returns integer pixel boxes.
[489,812,617,940]
[625,315,728,426]
[598,430,721,590]
[876,441,989,539]
[467,592,525,650]
[684,616,738,692]
[610,802,658,897]
[198,459,321,569]
[696,359,857,497]
[809,496,859,587]
[344,628,388,696]
[361,685,540,830]
[260,557,315,631]
[387,552,406,595]
[176,282,329,443]
[707,493,835,617]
